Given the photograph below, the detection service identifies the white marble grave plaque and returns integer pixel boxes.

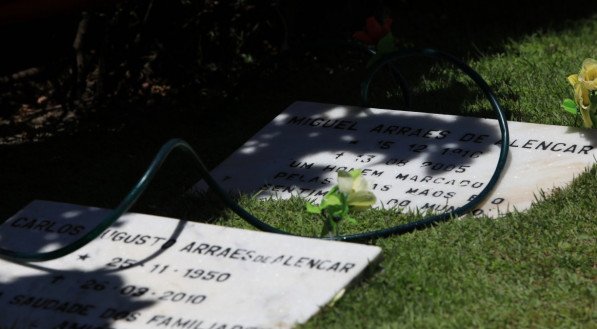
[0,200,381,328]
[195,101,597,217]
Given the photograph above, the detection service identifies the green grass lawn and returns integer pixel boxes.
[204,17,597,329]
[320,19,597,329]
[1,5,596,329]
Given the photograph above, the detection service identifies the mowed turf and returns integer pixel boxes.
[209,17,597,329]
[1,8,595,329]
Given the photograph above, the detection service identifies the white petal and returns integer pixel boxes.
[337,171,353,193]
[353,175,369,192]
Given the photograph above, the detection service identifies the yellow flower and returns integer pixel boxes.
[567,58,597,128]
[567,75,588,108]
[337,170,376,210]
[578,58,597,90]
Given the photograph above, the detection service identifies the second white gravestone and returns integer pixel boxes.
[195,101,596,217]
[0,200,382,329]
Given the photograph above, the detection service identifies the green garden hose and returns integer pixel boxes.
[0,48,509,262]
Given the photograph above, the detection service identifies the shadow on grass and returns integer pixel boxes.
[1,0,595,234]
[385,0,597,57]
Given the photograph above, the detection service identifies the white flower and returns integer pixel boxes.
[337,170,376,210]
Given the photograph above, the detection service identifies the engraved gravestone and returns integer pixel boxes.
[0,200,382,328]
[194,101,596,217]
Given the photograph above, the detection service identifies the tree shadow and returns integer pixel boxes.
[566,126,597,152]
[387,0,597,57]
[286,0,597,59]
[1,0,596,240]
[193,101,504,213]
[0,200,124,255]
[0,269,154,328]
[0,200,187,327]
[364,56,509,119]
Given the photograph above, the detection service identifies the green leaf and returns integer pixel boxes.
[561,98,578,115]
[326,203,343,216]
[341,202,350,216]
[366,34,396,68]
[376,33,398,55]
[349,169,363,179]
[321,193,342,208]
[305,202,321,214]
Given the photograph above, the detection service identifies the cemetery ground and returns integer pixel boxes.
[0,2,596,328]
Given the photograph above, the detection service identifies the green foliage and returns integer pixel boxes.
[211,16,597,328]
[2,3,597,329]
[470,20,597,125]
[306,170,376,237]
[562,58,597,127]
[215,166,597,329]
[368,33,399,68]
[562,98,578,114]
[369,16,597,126]
[302,16,597,328]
